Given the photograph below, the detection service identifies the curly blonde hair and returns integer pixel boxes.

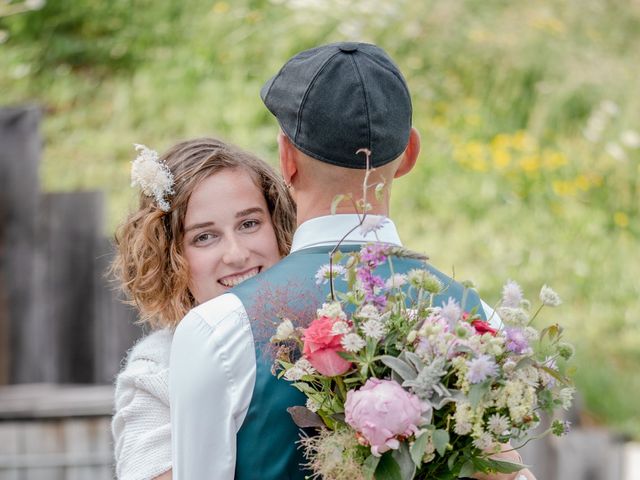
[111,137,296,329]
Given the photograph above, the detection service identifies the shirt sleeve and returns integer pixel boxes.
[112,354,172,480]
[169,295,256,480]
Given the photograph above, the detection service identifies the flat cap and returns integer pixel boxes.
[261,42,412,169]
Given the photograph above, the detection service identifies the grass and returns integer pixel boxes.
[1,0,639,438]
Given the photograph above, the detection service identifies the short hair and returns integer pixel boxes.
[111,137,296,329]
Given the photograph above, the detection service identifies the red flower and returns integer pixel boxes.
[471,319,498,336]
[302,316,352,376]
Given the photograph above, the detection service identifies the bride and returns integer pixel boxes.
[111,137,295,480]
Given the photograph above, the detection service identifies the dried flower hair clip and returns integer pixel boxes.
[130,144,175,212]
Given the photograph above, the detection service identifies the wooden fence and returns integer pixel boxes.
[0,106,143,386]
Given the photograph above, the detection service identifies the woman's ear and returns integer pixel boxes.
[278,131,298,186]
[394,127,420,179]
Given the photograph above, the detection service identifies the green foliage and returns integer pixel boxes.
[1,0,639,438]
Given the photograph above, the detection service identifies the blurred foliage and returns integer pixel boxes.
[1,0,639,438]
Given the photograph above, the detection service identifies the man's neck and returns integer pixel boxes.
[295,201,390,227]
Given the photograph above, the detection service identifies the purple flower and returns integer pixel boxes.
[436,297,462,330]
[357,267,387,308]
[360,244,388,268]
[505,327,529,354]
[466,354,498,384]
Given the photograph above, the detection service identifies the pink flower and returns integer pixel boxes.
[344,378,425,456]
[302,316,352,376]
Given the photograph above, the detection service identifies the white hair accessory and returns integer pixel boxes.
[131,144,175,212]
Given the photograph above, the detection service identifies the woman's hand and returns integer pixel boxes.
[152,469,172,480]
[471,443,537,480]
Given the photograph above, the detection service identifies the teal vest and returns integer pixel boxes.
[231,245,485,479]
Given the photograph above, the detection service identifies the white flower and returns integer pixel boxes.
[472,431,495,451]
[600,100,619,116]
[331,321,350,335]
[502,280,523,308]
[453,402,473,435]
[356,304,380,320]
[314,264,347,285]
[539,285,562,307]
[284,366,305,381]
[294,358,316,375]
[341,333,366,352]
[385,273,407,289]
[271,318,295,342]
[605,142,627,162]
[317,301,347,320]
[360,319,385,340]
[306,397,320,413]
[487,413,511,436]
[558,387,575,410]
[497,307,529,327]
[620,130,640,149]
[359,215,389,235]
[131,144,174,211]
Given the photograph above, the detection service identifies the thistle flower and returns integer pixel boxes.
[539,285,562,307]
[497,307,529,327]
[466,354,498,384]
[359,214,389,235]
[505,327,530,355]
[437,297,462,330]
[502,280,524,308]
[131,144,174,211]
[557,342,575,360]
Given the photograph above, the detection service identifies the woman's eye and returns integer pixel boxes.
[241,219,260,230]
[194,232,217,244]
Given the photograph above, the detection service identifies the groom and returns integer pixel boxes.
[170,42,529,479]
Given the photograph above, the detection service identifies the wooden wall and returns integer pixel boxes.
[0,106,143,386]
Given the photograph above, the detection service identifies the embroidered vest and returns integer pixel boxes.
[232,245,485,479]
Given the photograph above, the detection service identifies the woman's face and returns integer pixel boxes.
[182,168,281,304]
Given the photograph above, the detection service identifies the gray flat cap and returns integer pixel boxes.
[260,42,412,169]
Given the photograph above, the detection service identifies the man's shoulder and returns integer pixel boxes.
[188,293,246,330]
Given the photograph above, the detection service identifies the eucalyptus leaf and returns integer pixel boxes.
[375,452,402,480]
[485,458,528,474]
[459,460,475,477]
[432,429,449,456]
[469,380,491,409]
[447,451,459,470]
[410,431,430,467]
[391,442,416,480]
[379,355,416,381]
[363,454,380,480]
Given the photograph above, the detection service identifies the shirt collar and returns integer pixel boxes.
[290,214,403,253]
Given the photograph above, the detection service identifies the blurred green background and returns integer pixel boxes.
[1,0,639,438]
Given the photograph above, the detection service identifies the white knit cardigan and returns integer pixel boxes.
[112,329,173,480]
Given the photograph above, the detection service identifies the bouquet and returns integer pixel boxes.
[271,243,574,480]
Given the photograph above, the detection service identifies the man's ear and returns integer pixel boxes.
[278,131,298,185]
[394,127,420,179]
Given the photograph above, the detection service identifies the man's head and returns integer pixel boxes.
[261,42,420,221]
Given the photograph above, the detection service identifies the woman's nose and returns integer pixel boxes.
[222,236,250,266]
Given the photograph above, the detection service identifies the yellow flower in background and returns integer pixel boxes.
[614,212,630,228]
[575,175,591,191]
[543,151,568,170]
[493,149,511,170]
[212,1,230,14]
[553,180,576,197]
[491,133,511,151]
[511,130,536,151]
[520,155,541,173]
